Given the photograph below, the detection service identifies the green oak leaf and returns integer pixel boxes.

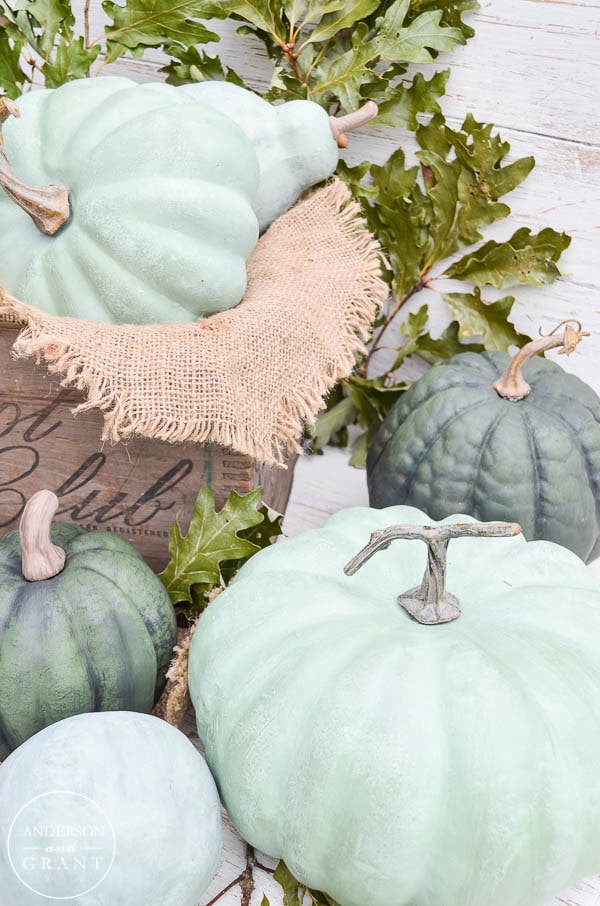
[103,0,225,64]
[408,0,478,39]
[298,0,380,47]
[273,862,305,905]
[311,392,357,450]
[417,114,535,268]
[158,486,267,608]
[265,63,310,100]
[375,0,465,63]
[0,31,27,98]
[388,303,432,370]
[272,861,342,905]
[309,26,380,107]
[417,318,484,360]
[218,0,286,41]
[220,504,284,582]
[347,373,410,465]
[22,0,74,58]
[445,226,571,287]
[443,288,529,350]
[42,36,100,85]
[375,68,449,129]
[286,0,346,34]
[160,45,247,85]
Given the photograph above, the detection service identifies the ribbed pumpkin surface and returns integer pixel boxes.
[189,505,600,906]
[0,77,259,323]
[367,351,600,561]
[0,523,176,758]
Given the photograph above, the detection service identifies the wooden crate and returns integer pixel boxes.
[0,324,296,571]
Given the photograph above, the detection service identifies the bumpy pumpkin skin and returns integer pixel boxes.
[367,351,600,562]
[189,505,600,906]
[0,712,222,905]
[0,77,259,323]
[0,523,176,759]
[180,82,339,233]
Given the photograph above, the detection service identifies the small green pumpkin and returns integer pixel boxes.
[189,505,600,906]
[180,81,377,232]
[368,322,600,562]
[0,711,222,904]
[0,491,176,758]
[0,78,259,323]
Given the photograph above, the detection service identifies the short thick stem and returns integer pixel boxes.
[329,101,378,148]
[0,98,70,236]
[344,521,521,625]
[20,490,66,582]
[493,321,589,400]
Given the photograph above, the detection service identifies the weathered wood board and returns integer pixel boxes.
[0,325,295,571]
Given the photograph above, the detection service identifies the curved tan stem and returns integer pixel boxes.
[493,320,589,400]
[329,101,378,148]
[20,490,66,581]
[0,98,70,236]
[345,520,521,625]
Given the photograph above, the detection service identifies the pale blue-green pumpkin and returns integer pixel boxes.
[0,77,259,323]
[189,504,600,906]
[179,82,377,232]
[0,711,222,905]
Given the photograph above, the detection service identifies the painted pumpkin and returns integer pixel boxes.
[0,77,259,323]
[0,491,177,758]
[0,711,222,904]
[368,321,600,562]
[180,81,377,232]
[189,504,600,906]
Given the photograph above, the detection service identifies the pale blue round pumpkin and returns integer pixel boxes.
[180,82,339,232]
[0,78,259,323]
[189,505,600,906]
[0,711,222,905]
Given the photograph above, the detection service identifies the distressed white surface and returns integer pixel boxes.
[75,0,600,901]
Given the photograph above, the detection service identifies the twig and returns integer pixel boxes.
[83,0,91,51]
[366,276,428,363]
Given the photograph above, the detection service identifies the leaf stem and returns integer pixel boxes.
[304,39,330,83]
[366,275,429,365]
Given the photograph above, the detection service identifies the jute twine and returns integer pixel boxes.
[0,180,386,466]
[153,586,224,728]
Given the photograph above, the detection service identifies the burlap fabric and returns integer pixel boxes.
[0,180,386,466]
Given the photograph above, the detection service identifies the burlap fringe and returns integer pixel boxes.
[0,180,387,466]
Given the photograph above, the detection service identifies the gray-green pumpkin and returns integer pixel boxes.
[367,322,600,562]
[0,491,177,759]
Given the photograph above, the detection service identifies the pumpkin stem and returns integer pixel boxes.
[19,490,66,582]
[344,521,521,625]
[0,98,70,236]
[329,101,378,149]
[492,320,589,400]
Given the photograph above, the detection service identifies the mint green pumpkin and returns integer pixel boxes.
[0,491,176,759]
[0,78,259,323]
[367,324,600,562]
[180,82,377,232]
[0,712,222,904]
[189,505,600,906]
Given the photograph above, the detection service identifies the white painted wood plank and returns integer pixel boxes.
[84,0,600,144]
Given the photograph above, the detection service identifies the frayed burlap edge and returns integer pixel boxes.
[0,180,387,467]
